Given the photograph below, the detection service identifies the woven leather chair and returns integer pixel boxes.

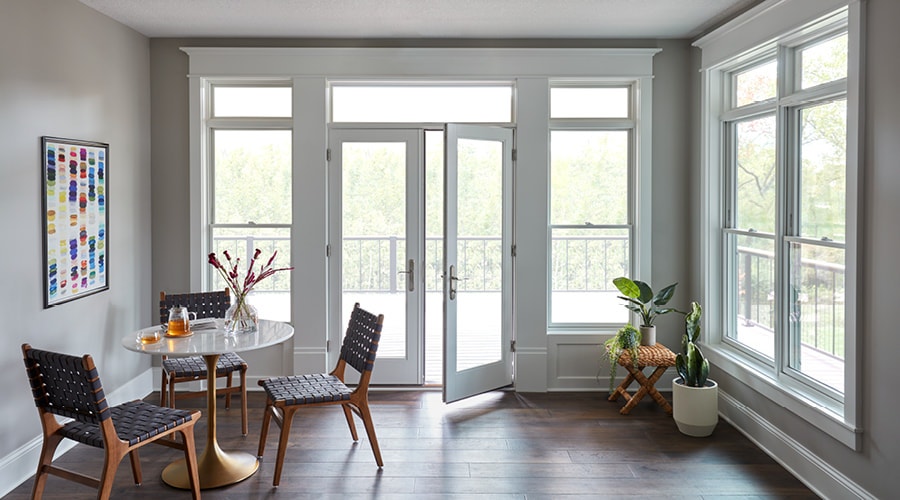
[22,344,201,499]
[257,303,384,486]
[160,290,250,435]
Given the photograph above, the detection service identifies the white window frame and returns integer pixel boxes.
[547,81,649,330]
[199,80,293,292]
[695,0,863,450]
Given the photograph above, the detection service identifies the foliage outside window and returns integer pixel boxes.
[549,85,634,326]
[206,84,293,322]
[721,26,850,400]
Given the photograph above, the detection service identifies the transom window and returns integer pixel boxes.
[330,83,513,123]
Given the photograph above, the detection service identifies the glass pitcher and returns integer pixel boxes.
[167,306,196,336]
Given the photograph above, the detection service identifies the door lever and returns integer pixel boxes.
[397,259,415,292]
[448,264,467,300]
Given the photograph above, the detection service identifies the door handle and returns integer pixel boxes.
[398,259,415,292]
[448,264,467,300]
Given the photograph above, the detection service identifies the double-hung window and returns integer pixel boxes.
[549,84,641,327]
[205,83,293,322]
[698,1,862,447]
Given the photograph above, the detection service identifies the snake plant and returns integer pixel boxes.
[675,301,710,387]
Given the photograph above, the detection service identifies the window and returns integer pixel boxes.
[331,84,513,123]
[549,85,635,326]
[206,84,292,322]
[698,2,861,447]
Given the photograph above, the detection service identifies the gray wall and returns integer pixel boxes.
[0,0,152,489]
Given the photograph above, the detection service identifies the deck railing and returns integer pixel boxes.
[212,234,846,359]
[738,246,845,359]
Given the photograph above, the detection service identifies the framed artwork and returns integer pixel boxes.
[41,136,109,308]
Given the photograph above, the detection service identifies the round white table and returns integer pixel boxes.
[122,319,294,490]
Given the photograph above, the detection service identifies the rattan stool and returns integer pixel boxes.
[608,343,676,415]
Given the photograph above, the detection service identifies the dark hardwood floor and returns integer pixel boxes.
[6,390,819,499]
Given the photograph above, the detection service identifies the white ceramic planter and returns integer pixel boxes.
[672,378,718,437]
[639,325,656,346]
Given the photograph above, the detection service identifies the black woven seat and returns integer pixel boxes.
[62,400,195,447]
[162,351,246,378]
[257,303,385,486]
[260,373,353,405]
[22,344,201,499]
[160,290,250,435]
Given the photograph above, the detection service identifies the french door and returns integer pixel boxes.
[328,126,513,400]
[443,124,514,402]
[328,129,424,384]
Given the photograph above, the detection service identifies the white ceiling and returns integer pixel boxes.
[78,0,760,39]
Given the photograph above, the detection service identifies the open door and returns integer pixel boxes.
[443,124,514,403]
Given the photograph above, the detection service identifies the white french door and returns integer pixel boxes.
[328,129,424,384]
[443,124,514,403]
[328,125,514,397]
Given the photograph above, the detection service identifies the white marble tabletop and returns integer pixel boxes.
[122,318,294,357]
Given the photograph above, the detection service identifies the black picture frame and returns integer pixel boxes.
[41,136,109,308]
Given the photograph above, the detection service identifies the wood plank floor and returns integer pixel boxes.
[5,390,819,499]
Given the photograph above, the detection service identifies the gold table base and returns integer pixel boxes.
[162,353,259,489]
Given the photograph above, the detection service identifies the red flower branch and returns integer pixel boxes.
[207,249,292,324]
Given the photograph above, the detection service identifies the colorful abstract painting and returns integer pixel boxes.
[42,137,109,307]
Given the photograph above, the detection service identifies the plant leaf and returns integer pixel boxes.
[675,354,688,382]
[635,280,654,304]
[653,282,678,305]
[613,277,640,299]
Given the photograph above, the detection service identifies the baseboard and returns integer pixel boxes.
[718,390,874,500]
[0,367,154,498]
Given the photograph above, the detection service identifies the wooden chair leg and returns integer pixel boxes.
[168,378,177,409]
[342,404,359,441]
[177,427,201,500]
[31,432,64,500]
[257,401,273,458]
[240,368,249,436]
[128,449,142,485]
[225,372,233,410]
[160,370,168,407]
[97,451,123,500]
[273,406,298,487]
[356,401,383,467]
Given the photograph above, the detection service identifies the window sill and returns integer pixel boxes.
[704,343,862,450]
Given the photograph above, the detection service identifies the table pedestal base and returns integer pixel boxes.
[162,353,259,489]
[162,436,259,489]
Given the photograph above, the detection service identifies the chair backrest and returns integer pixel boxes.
[159,289,230,325]
[22,344,110,425]
[339,303,384,375]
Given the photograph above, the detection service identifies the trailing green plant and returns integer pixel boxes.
[612,277,679,327]
[675,301,710,387]
[604,323,641,394]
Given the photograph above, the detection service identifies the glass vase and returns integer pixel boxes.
[225,294,259,335]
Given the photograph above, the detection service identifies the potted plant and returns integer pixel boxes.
[672,301,718,437]
[603,323,641,394]
[612,277,678,345]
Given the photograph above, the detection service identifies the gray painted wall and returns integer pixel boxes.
[0,0,151,484]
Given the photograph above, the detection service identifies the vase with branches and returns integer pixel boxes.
[207,248,292,335]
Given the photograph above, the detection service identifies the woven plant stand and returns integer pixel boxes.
[608,343,676,415]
